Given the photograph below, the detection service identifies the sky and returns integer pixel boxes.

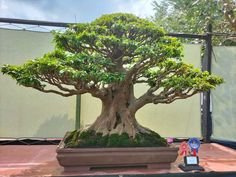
[0,0,156,23]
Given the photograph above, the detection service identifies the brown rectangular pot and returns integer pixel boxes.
[56,134,178,172]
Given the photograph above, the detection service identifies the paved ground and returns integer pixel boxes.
[0,143,236,176]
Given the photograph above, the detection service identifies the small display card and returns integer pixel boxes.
[184,156,199,166]
[186,156,198,165]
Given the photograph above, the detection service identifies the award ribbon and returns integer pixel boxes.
[179,141,188,156]
[188,138,201,156]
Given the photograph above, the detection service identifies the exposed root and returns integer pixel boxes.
[87,114,155,138]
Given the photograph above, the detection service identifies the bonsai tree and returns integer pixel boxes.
[1,13,223,147]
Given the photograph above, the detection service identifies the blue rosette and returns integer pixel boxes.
[188,138,201,155]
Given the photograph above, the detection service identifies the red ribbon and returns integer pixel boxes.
[192,149,197,156]
[179,141,188,156]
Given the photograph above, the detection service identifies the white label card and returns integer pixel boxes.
[186,156,198,165]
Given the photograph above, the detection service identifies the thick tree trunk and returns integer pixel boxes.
[87,84,150,137]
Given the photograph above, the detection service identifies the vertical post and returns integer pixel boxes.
[201,24,212,143]
[75,95,81,129]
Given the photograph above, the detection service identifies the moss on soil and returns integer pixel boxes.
[64,130,167,148]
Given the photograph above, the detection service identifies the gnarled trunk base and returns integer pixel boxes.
[87,102,151,137]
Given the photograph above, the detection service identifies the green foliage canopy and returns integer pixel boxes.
[1,13,223,104]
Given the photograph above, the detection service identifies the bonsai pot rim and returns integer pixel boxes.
[56,132,179,172]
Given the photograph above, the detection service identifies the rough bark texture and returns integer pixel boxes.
[88,83,150,137]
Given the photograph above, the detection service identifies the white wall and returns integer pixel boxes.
[212,46,236,141]
[0,29,76,138]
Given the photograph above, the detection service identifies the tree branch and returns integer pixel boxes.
[30,86,76,97]
[125,58,152,83]
[133,92,153,112]
[152,89,199,104]
[36,73,106,99]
